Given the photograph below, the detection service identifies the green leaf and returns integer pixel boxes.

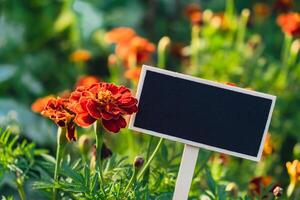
[0,65,17,83]
[40,153,56,164]
[60,163,85,184]
[205,167,216,195]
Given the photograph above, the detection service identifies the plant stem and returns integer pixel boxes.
[124,168,138,193]
[272,34,293,83]
[141,137,154,186]
[94,120,105,194]
[16,176,26,200]
[137,138,164,180]
[282,34,292,67]
[157,36,170,69]
[236,9,250,50]
[191,25,201,71]
[53,127,67,200]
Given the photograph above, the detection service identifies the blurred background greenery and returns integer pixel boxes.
[0,0,300,199]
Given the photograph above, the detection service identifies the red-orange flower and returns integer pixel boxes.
[248,176,272,196]
[105,27,136,44]
[70,49,91,62]
[184,3,202,25]
[41,98,77,141]
[31,95,55,113]
[75,75,101,88]
[277,12,300,37]
[70,83,138,133]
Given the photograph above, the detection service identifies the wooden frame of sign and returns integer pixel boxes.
[129,65,276,200]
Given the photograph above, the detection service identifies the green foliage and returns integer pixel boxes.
[0,128,48,199]
[0,129,44,179]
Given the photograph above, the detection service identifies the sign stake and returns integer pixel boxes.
[173,144,199,200]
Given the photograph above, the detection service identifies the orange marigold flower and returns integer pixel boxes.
[41,98,77,141]
[124,67,141,83]
[184,3,202,25]
[286,160,300,188]
[277,12,300,37]
[69,83,138,133]
[105,27,136,44]
[226,82,237,87]
[70,49,91,62]
[31,95,55,113]
[116,36,156,65]
[249,176,272,196]
[106,27,155,66]
[263,133,273,156]
[210,153,230,165]
[210,13,230,31]
[253,3,271,20]
[75,75,101,88]
[108,54,118,66]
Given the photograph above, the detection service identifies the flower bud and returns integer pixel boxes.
[133,156,144,169]
[272,185,283,197]
[101,143,113,160]
[225,182,238,196]
[78,134,93,156]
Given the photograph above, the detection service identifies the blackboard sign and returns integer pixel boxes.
[129,65,276,161]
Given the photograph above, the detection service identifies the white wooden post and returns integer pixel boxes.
[172,144,199,200]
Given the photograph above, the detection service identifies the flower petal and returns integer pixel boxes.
[86,100,101,119]
[116,116,127,128]
[102,119,120,133]
[75,113,96,127]
[66,123,77,141]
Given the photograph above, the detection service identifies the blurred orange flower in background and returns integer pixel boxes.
[210,153,230,165]
[116,36,155,66]
[248,176,272,196]
[105,27,155,67]
[263,133,274,156]
[184,3,202,25]
[226,82,237,87]
[116,36,155,64]
[70,49,91,62]
[108,54,118,66]
[105,27,136,44]
[253,3,271,20]
[41,98,77,141]
[124,67,141,84]
[210,13,230,31]
[75,75,101,88]
[277,12,300,37]
[31,95,55,113]
[286,160,300,195]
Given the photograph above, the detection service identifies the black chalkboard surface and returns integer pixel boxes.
[129,65,276,161]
